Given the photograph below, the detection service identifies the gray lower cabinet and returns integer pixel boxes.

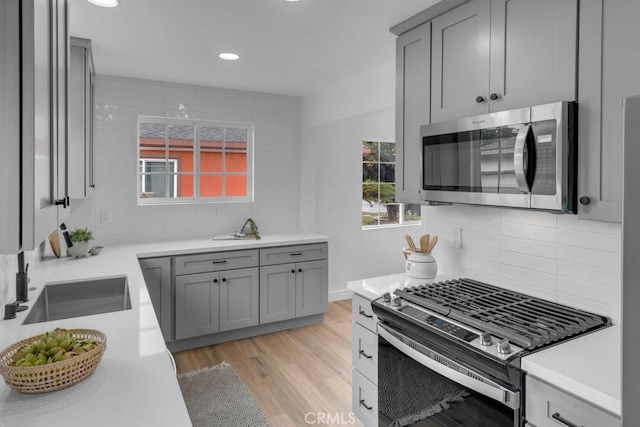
[175,272,220,340]
[260,258,328,324]
[175,267,259,340]
[139,257,172,342]
[219,267,259,332]
[141,242,329,347]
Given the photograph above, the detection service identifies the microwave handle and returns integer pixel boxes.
[514,124,532,193]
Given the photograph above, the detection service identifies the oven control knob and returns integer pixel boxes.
[497,338,512,355]
[382,292,391,303]
[480,332,493,346]
[392,297,402,307]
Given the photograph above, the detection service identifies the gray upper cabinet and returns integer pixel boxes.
[395,22,430,205]
[1,0,70,253]
[576,0,639,223]
[430,0,577,123]
[431,0,491,123]
[68,37,95,200]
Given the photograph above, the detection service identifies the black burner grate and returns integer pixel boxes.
[395,278,609,350]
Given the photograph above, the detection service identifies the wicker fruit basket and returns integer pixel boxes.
[0,329,106,394]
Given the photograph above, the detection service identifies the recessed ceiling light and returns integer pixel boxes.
[285,0,300,2]
[86,0,119,7]
[218,53,240,61]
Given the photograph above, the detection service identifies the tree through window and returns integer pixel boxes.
[362,141,421,228]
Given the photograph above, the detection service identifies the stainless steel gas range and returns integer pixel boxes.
[371,278,610,427]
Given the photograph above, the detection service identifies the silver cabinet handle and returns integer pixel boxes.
[358,350,372,359]
[551,413,583,427]
[359,399,372,411]
[359,310,373,319]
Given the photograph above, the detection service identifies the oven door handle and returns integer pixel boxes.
[378,325,520,410]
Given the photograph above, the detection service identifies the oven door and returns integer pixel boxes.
[378,323,521,427]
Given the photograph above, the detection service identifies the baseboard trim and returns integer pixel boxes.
[329,288,353,302]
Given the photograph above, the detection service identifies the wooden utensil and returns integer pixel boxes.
[420,234,430,253]
[48,230,61,258]
[405,235,417,252]
[427,235,438,253]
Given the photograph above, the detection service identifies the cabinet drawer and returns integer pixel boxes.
[175,250,259,275]
[352,293,377,332]
[259,243,327,266]
[352,368,378,427]
[352,322,378,385]
[525,376,620,427]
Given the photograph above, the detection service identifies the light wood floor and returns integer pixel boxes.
[172,299,364,427]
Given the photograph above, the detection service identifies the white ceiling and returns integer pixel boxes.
[70,0,439,97]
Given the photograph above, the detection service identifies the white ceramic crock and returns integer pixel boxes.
[405,251,438,281]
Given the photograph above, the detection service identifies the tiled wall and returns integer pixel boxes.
[423,204,622,323]
[67,76,303,246]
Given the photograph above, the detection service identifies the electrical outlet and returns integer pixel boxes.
[451,228,462,248]
[212,207,221,218]
[100,209,112,224]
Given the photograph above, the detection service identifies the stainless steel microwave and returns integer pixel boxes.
[420,101,577,213]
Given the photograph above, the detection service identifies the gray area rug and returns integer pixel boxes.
[177,361,269,427]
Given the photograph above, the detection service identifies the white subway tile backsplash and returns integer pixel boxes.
[501,236,557,259]
[499,250,557,275]
[501,222,557,243]
[425,204,622,321]
[557,229,622,252]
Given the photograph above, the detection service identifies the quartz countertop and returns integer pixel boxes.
[521,324,621,417]
[0,233,328,427]
[347,272,622,418]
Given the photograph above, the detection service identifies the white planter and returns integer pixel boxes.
[405,251,438,281]
[67,241,91,258]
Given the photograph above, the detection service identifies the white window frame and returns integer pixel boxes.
[139,158,178,198]
[362,140,422,230]
[137,116,254,205]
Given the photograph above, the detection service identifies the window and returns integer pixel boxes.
[362,141,421,228]
[137,117,253,204]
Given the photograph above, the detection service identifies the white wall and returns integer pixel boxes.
[67,76,303,246]
[301,61,426,301]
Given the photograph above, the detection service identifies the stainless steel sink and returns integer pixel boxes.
[22,275,132,325]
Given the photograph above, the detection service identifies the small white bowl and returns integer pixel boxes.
[89,246,104,256]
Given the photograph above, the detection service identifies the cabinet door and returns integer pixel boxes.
[139,257,172,342]
[219,267,259,332]
[68,38,94,200]
[53,0,69,226]
[395,22,430,205]
[489,0,577,112]
[431,0,491,123]
[577,0,635,222]
[260,263,296,324]
[21,0,59,251]
[295,259,328,317]
[0,0,21,253]
[175,272,219,340]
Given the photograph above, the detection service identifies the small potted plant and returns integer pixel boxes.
[67,227,94,258]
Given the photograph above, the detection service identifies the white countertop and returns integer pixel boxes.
[347,273,622,418]
[0,233,328,427]
[521,324,621,416]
